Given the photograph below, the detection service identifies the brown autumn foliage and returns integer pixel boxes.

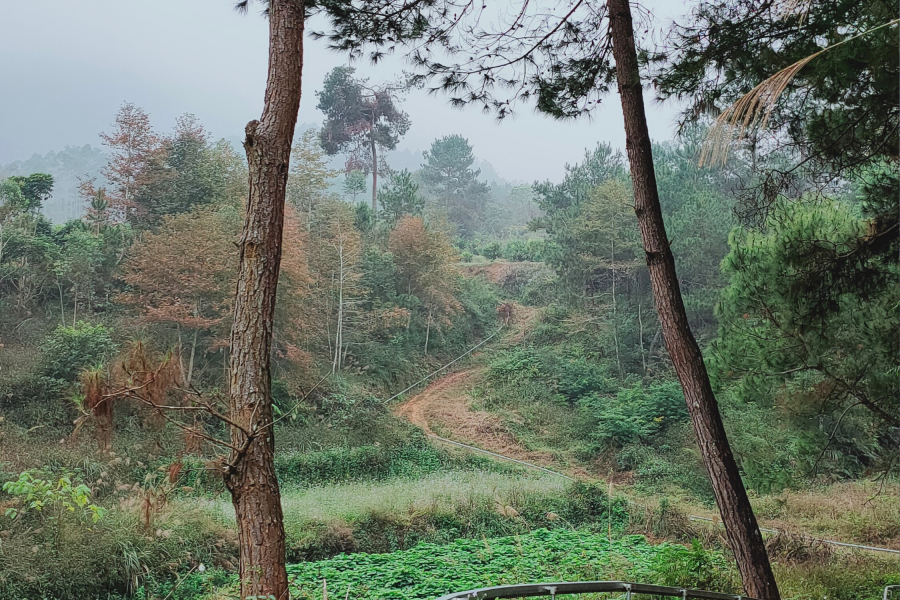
[272,205,317,391]
[100,102,159,221]
[113,341,183,431]
[119,207,238,386]
[389,216,461,352]
[79,367,113,451]
[73,340,183,449]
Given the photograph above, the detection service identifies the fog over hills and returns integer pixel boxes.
[0,128,512,223]
[0,0,685,186]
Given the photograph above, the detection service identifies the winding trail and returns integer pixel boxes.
[394,367,586,477]
[394,369,480,436]
[394,304,592,478]
[392,304,900,555]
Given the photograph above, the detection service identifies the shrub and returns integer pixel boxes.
[40,322,114,381]
[651,538,740,591]
[502,239,528,261]
[2,470,105,522]
[480,241,502,259]
[580,380,688,450]
[0,374,68,417]
[503,238,546,261]
[0,471,233,599]
[487,347,614,404]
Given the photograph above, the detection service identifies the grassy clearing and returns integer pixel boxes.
[277,470,570,522]
[649,478,900,549]
[774,553,898,600]
[273,439,510,486]
[751,480,900,547]
[208,472,624,561]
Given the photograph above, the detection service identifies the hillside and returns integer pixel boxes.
[1,8,898,597]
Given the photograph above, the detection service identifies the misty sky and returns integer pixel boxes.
[1,1,688,183]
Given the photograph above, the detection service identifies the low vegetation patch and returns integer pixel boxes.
[274,440,504,486]
[285,529,740,600]
[213,475,625,561]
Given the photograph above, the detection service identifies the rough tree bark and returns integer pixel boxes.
[606,0,780,598]
[224,1,304,599]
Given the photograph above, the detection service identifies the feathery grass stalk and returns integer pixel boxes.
[700,18,900,166]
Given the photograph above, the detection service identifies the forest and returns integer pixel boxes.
[0,1,896,600]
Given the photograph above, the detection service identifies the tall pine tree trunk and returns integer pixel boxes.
[606,0,779,598]
[225,1,304,598]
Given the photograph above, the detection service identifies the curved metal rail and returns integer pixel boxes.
[433,581,757,600]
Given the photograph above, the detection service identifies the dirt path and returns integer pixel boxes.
[394,305,591,476]
[394,366,571,473]
[394,369,480,436]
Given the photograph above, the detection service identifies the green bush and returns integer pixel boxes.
[40,321,114,381]
[555,356,616,401]
[0,374,68,420]
[502,239,528,261]
[480,241,502,259]
[0,472,232,599]
[579,380,688,450]
[651,538,740,590]
[502,238,546,261]
[628,435,715,501]
[133,568,231,600]
[487,347,614,404]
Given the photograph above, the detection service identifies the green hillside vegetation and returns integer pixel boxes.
[0,4,897,594]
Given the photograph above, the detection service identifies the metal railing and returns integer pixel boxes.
[433,581,757,600]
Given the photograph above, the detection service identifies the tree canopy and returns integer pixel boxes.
[421,135,490,237]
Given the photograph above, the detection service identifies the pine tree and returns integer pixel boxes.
[421,135,490,237]
[317,67,410,215]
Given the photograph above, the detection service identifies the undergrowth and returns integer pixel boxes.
[281,529,740,600]
[212,475,626,561]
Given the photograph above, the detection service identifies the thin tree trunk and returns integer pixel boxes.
[223,348,229,394]
[186,300,201,388]
[56,275,66,327]
[606,1,779,598]
[325,281,334,358]
[187,327,198,390]
[610,238,623,379]
[333,230,345,374]
[225,2,304,599]
[177,325,186,384]
[637,297,646,376]
[648,323,662,360]
[370,132,378,216]
[424,303,432,356]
